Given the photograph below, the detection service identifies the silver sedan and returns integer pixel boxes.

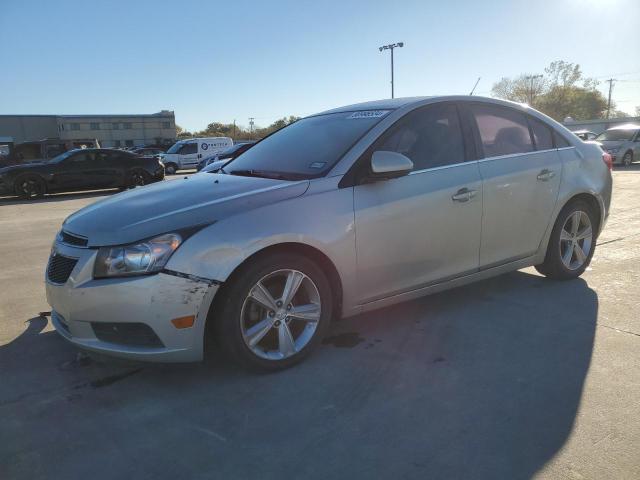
[45,96,612,370]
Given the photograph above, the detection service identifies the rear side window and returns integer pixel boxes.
[528,117,554,150]
[470,104,533,157]
[374,103,466,170]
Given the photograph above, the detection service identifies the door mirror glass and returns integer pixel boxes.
[370,151,413,179]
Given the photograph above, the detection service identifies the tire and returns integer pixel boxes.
[14,175,46,199]
[622,151,633,167]
[213,252,333,371]
[535,200,597,280]
[128,169,148,188]
[164,163,177,175]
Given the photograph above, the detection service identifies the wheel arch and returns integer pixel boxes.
[13,172,48,195]
[204,242,344,346]
[560,192,603,235]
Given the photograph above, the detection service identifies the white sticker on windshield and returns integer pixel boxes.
[347,110,390,119]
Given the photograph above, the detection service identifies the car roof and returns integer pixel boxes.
[607,123,640,131]
[311,95,530,117]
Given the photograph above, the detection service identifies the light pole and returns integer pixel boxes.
[379,42,404,99]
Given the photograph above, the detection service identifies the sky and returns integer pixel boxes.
[1,0,639,132]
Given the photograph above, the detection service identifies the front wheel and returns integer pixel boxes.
[213,253,333,371]
[128,169,148,188]
[622,151,633,166]
[535,200,597,280]
[14,175,46,199]
[164,163,177,175]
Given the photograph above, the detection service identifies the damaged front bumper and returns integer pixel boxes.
[45,241,219,362]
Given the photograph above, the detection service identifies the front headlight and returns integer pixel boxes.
[94,233,182,278]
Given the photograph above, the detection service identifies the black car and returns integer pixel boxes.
[0,148,164,199]
[196,141,256,171]
[131,147,166,157]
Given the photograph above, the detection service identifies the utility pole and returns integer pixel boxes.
[524,74,543,105]
[248,117,255,138]
[378,42,404,99]
[605,79,616,119]
[233,119,236,139]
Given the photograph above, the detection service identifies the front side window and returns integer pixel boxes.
[372,103,466,171]
[528,117,554,150]
[226,111,387,179]
[125,140,134,147]
[179,143,197,155]
[470,104,533,157]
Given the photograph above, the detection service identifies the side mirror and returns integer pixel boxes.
[369,151,413,180]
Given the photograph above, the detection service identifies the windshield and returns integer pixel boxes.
[226,111,389,179]
[595,129,637,142]
[48,150,77,163]
[165,142,184,154]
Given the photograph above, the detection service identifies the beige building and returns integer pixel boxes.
[0,111,177,147]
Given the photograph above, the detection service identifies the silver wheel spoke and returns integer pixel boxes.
[570,212,580,235]
[574,243,587,264]
[278,323,296,356]
[576,226,592,241]
[249,282,278,311]
[560,229,573,242]
[281,271,304,306]
[562,244,574,266]
[245,317,272,347]
[288,303,321,323]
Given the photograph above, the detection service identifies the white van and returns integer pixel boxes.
[161,137,233,174]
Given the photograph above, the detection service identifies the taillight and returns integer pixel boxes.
[602,152,613,171]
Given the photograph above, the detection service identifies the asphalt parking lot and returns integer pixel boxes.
[1,168,639,480]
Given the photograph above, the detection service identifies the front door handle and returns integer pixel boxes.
[537,169,556,181]
[452,188,477,203]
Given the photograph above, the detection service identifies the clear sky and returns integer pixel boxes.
[1,0,638,131]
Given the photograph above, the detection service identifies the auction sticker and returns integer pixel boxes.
[347,110,390,119]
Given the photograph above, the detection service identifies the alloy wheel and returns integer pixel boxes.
[240,269,322,360]
[131,172,145,186]
[19,179,41,198]
[559,210,593,270]
[623,152,632,166]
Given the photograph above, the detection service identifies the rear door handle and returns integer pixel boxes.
[452,188,477,203]
[537,169,556,181]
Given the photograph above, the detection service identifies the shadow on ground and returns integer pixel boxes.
[0,270,597,480]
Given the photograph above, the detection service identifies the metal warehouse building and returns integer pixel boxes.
[0,111,177,148]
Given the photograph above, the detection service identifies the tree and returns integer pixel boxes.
[490,60,609,121]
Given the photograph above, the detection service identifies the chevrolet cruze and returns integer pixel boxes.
[46,96,612,370]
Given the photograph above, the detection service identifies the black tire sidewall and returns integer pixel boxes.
[165,163,177,175]
[540,200,597,279]
[214,253,333,371]
[623,151,632,166]
[14,175,45,198]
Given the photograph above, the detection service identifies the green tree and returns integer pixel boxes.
[491,60,608,121]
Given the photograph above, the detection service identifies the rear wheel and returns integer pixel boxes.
[213,253,333,371]
[128,169,148,188]
[535,200,596,280]
[14,175,46,199]
[622,151,633,166]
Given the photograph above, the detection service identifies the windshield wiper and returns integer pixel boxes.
[228,169,292,180]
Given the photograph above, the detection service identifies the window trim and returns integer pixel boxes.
[526,114,555,152]
[340,101,473,188]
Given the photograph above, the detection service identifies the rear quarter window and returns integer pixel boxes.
[528,117,554,150]
[469,104,534,157]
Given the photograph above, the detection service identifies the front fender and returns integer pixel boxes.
[166,176,361,317]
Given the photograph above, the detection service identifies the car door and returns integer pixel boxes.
[53,151,111,190]
[179,141,199,169]
[466,103,562,268]
[352,102,483,304]
[95,151,125,187]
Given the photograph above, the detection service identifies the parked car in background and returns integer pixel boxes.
[45,96,611,371]
[196,141,256,171]
[131,147,165,158]
[161,137,233,174]
[0,148,164,198]
[593,124,640,166]
[572,129,598,141]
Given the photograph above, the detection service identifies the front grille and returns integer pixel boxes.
[47,254,78,284]
[60,230,88,247]
[92,322,164,348]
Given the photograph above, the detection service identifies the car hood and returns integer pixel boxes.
[0,162,47,174]
[62,173,310,246]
